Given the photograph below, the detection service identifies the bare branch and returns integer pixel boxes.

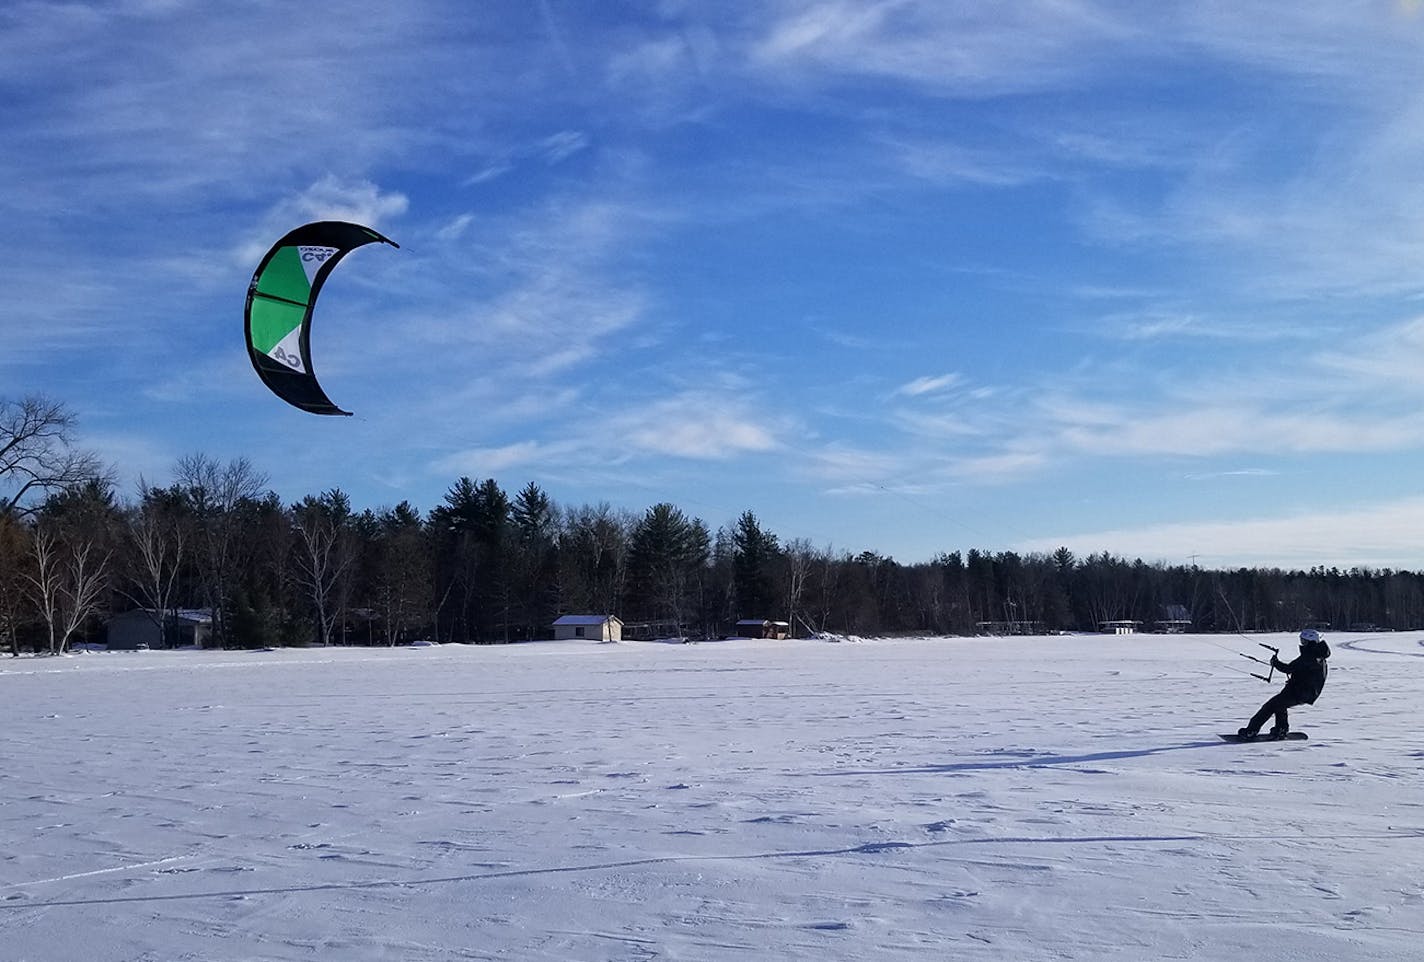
[0,395,104,518]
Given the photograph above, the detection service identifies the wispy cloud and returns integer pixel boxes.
[1183,468,1278,481]
[1019,495,1424,570]
[1086,309,1321,343]
[894,373,961,397]
[616,391,782,460]
[887,138,1049,187]
[433,440,572,477]
[749,0,1136,95]
[1314,316,1424,395]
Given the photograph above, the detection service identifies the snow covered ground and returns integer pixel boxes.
[2,632,1421,961]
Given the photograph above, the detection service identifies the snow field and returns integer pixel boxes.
[2,633,1421,960]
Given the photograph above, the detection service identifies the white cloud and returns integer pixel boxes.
[947,449,1050,483]
[1314,316,1424,395]
[1058,407,1423,458]
[538,131,591,164]
[892,410,981,440]
[435,214,475,242]
[749,0,1137,95]
[798,442,912,486]
[432,440,564,476]
[894,373,961,397]
[233,177,409,265]
[888,138,1047,187]
[1183,468,1278,481]
[1088,310,1316,343]
[618,393,781,460]
[1018,495,1424,570]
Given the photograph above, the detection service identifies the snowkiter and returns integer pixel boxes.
[1238,628,1330,738]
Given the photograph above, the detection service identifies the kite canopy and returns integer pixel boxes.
[244,221,399,415]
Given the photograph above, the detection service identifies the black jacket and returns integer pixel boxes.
[1272,640,1330,704]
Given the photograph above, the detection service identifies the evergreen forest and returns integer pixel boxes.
[5,395,1422,654]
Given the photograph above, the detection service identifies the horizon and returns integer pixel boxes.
[7,3,1424,571]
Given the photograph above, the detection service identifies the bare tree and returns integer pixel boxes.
[25,524,111,654]
[783,537,816,637]
[557,502,632,619]
[808,545,847,634]
[1,395,104,517]
[371,503,432,646]
[120,482,189,647]
[0,513,31,655]
[174,454,267,647]
[290,490,356,646]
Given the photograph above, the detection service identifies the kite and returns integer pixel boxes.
[244,220,399,415]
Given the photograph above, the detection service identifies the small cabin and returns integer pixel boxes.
[1155,604,1192,633]
[1100,619,1142,635]
[622,621,686,641]
[107,608,213,650]
[976,620,1044,636]
[734,619,790,639]
[551,614,623,642]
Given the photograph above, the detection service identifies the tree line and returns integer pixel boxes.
[4,394,1422,654]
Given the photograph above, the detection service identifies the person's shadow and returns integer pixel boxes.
[808,740,1228,777]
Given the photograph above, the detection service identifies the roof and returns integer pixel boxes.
[112,607,213,625]
[736,619,789,626]
[552,614,622,626]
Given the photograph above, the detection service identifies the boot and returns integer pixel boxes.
[1268,726,1289,739]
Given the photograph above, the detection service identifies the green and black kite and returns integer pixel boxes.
[244,221,399,415]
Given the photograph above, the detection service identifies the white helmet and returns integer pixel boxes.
[1299,628,1323,645]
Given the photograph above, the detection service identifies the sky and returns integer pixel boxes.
[5,1,1424,570]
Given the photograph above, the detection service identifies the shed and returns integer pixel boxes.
[976,620,1044,636]
[622,621,685,641]
[552,614,623,642]
[734,619,790,639]
[1155,604,1192,633]
[107,608,214,650]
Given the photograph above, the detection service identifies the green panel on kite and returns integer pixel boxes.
[254,246,315,304]
[248,296,306,355]
[243,220,399,416]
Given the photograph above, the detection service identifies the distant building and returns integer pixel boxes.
[551,614,623,642]
[107,609,213,650]
[976,620,1044,636]
[621,621,685,641]
[734,619,790,639]
[1155,605,1193,633]
[1100,620,1142,635]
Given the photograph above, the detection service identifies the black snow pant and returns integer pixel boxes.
[1246,691,1306,734]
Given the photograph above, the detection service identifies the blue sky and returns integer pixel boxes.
[5,0,1424,569]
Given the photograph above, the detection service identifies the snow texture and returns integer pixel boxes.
[2,632,1421,960]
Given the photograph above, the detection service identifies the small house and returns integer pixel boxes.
[976,620,1044,636]
[1155,604,1192,633]
[621,621,686,642]
[734,619,790,639]
[107,608,213,650]
[1100,619,1142,635]
[552,614,623,642]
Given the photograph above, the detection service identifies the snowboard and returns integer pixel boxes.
[1219,731,1308,743]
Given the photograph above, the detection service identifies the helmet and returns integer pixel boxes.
[1299,628,1323,645]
